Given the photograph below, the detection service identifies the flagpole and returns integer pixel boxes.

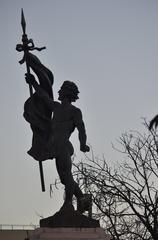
[16,9,46,192]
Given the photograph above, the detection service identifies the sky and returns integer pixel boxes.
[1,0,158,226]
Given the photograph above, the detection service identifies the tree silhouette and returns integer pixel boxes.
[73,122,158,240]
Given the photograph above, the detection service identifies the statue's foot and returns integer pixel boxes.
[77,194,92,214]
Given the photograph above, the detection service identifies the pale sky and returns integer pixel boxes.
[1,0,158,226]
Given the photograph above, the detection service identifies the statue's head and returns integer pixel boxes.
[58,81,79,102]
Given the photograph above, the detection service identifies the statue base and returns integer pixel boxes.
[29,205,111,239]
[29,227,111,240]
[40,204,99,228]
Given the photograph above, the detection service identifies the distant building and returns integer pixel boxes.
[0,224,37,240]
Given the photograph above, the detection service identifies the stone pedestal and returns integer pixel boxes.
[40,209,99,228]
[29,227,111,240]
[39,205,99,228]
[29,204,110,239]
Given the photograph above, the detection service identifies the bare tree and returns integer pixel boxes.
[73,122,158,240]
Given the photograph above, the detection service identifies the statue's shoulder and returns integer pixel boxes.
[71,105,82,115]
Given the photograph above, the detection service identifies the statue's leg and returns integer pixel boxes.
[56,151,92,213]
[56,148,76,205]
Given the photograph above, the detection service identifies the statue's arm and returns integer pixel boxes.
[25,73,58,111]
[26,52,54,99]
[74,108,90,152]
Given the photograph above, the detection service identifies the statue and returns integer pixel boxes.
[16,9,100,228]
[24,52,90,213]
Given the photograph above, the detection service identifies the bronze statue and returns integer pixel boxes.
[23,52,90,212]
[16,11,100,228]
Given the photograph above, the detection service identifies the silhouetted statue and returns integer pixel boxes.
[24,53,90,212]
[16,10,99,228]
[149,115,158,130]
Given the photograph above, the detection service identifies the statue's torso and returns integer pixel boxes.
[51,102,77,142]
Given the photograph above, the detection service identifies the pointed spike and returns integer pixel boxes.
[21,8,26,34]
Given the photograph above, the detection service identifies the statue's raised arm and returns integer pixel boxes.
[26,52,54,99]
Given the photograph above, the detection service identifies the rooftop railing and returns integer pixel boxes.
[0,224,38,230]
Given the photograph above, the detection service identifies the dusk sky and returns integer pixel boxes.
[1,0,158,226]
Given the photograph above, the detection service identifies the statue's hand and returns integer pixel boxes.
[25,73,36,85]
[80,145,90,153]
